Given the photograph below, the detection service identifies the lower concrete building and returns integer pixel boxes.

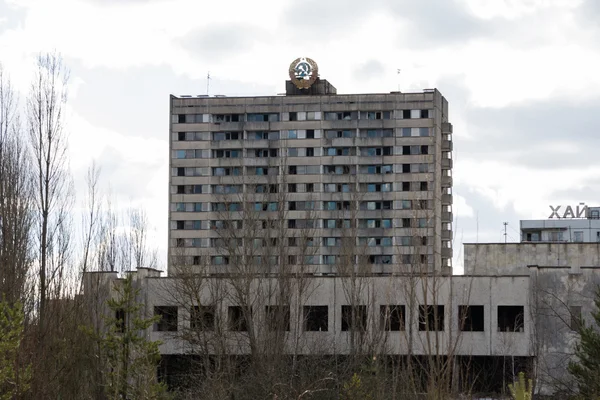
[83,236,600,396]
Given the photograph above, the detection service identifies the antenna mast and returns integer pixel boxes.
[206,71,211,96]
[397,69,401,92]
[503,222,508,243]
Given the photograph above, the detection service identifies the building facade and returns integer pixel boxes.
[169,64,453,276]
[521,205,600,242]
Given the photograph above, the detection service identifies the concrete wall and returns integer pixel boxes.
[464,242,600,275]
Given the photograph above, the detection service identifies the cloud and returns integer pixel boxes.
[180,25,268,60]
[353,60,385,81]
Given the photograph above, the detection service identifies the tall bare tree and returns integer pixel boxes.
[27,52,73,325]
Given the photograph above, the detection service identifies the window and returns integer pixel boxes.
[369,255,392,264]
[549,231,563,242]
[288,183,297,193]
[570,306,582,331]
[266,306,290,331]
[325,111,356,120]
[323,255,338,265]
[306,129,315,138]
[213,114,241,122]
[325,129,354,139]
[213,131,241,141]
[191,306,215,331]
[497,306,524,332]
[115,308,126,333]
[154,306,178,332]
[247,113,279,122]
[306,147,315,157]
[419,305,444,331]
[289,111,297,121]
[360,201,392,211]
[574,231,584,242]
[459,305,484,332]
[324,219,352,229]
[341,305,367,331]
[211,255,230,265]
[402,218,411,228]
[591,210,600,219]
[420,182,428,191]
[213,149,241,158]
[212,167,241,176]
[306,183,314,192]
[380,305,405,331]
[304,306,328,331]
[228,306,250,331]
[360,147,392,156]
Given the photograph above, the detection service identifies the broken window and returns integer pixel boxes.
[459,305,484,332]
[115,308,126,333]
[342,305,367,331]
[570,306,582,331]
[266,305,290,331]
[380,305,405,331]
[154,306,178,332]
[304,306,328,331]
[497,306,524,332]
[191,305,215,331]
[228,306,250,331]
[419,305,444,331]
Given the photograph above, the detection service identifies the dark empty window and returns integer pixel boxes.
[191,305,215,331]
[419,305,444,331]
[402,146,411,155]
[178,114,185,123]
[402,110,411,119]
[421,145,429,154]
[497,306,524,332]
[381,305,405,331]
[306,148,315,157]
[306,129,315,139]
[266,305,290,331]
[288,183,297,193]
[154,306,178,332]
[341,305,367,331]
[304,306,328,331]
[459,305,484,332]
[402,164,410,173]
[178,132,185,141]
[421,110,429,118]
[115,308,126,333]
[402,218,411,228]
[402,182,410,191]
[229,306,250,332]
[289,112,297,121]
[570,306,582,331]
[420,182,428,191]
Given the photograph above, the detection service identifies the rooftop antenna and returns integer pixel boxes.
[503,222,508,243]
[206,71,211,96]
[397,69,401,92]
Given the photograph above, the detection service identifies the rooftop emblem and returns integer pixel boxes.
[289,57,318,89]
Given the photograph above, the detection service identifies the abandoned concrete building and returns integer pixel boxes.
[82,60,600,396]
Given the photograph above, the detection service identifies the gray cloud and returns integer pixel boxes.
[180,25,267,60]
[354,59,385,81]
[0,1,26,34]
[67,59,275,141]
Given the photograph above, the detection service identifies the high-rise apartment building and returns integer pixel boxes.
[168,58,453,275]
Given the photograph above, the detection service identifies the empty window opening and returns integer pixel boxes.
[570,306,582,331]
[419,305,444,331]
[381,305,405,331]
[228,306,250,332]
[459,305,484,332]
[304,306,328,331]
[115,308,126,333]
[341,305,367,331]
[266,305,290,331]
[191,305,215,331]
[497,305,524,332]
[154,306,178,332]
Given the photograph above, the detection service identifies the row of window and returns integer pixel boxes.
[174,146,430,160]
[174,110,432,125]
[151,304,524,333]
[173,164,431,177]
[175,128,431,141]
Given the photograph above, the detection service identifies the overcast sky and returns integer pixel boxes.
[1,0,599,273]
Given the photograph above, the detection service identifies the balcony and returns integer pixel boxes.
[442,211,453,222]
[442,247,453,258]
[442,230,452,240]
[442,175,453,187]
[442,194,453,204]
[442,159,453,169]
[442,140,453,151]
[442,122,453,134]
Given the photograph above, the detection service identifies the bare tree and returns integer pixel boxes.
[27,52,73,326]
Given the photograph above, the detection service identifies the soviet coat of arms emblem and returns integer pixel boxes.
[289,57,319,89]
